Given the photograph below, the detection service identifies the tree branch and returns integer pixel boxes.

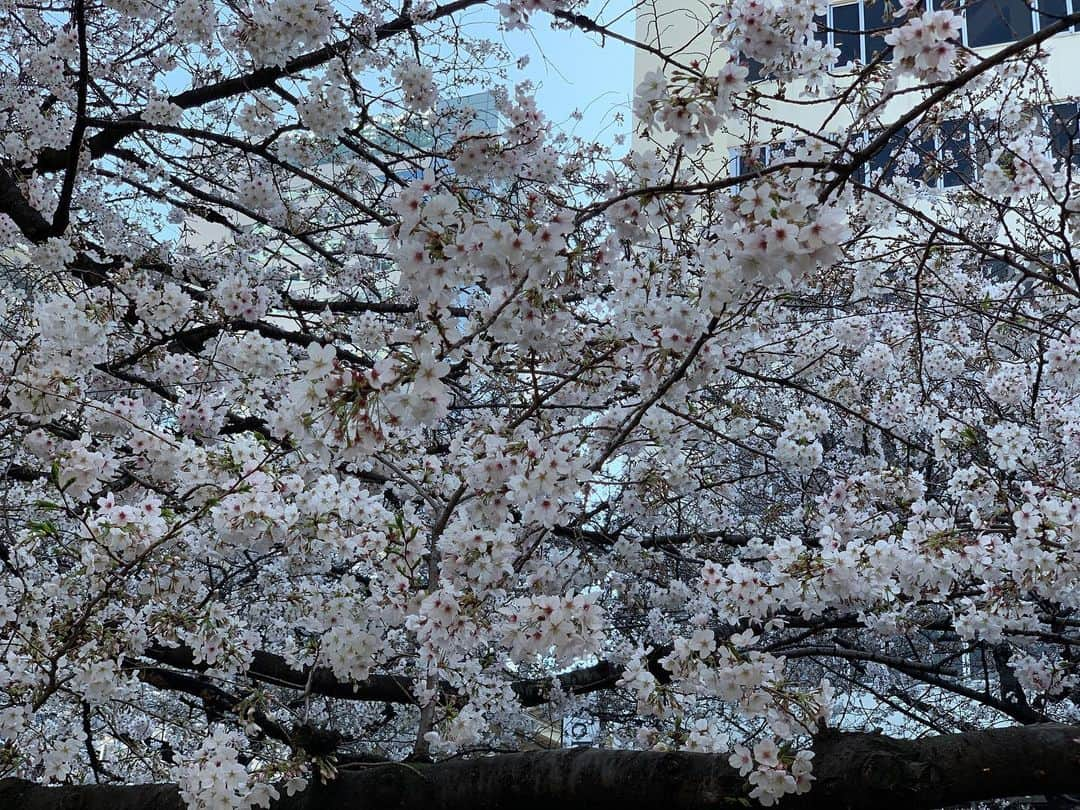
[33,0,488,175]
[141,642,674,709]
[3,724,1080,809]
[51,0,89,236]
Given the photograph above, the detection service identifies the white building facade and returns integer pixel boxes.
[633,1,1080,180]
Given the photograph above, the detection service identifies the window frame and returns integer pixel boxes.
[829,0,867,66]
[728,102,1080,190]
[949,0,1076,48]
[961,0,1036,48]
[811,0,1078,72]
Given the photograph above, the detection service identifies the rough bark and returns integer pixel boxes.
[143,643,419,704]
[140,642,673,708]
[2,723,1078,810]
[31,0,488,176]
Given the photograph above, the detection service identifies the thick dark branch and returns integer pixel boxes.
[142,642,673,709]
[34,0,487,174]
[779,644,1048,724]
[285,295,468,319]
[805,723,1080,809]
[820,11,1080,201]
[0,165,51,241]
[3,724,1080,809]
[134,666,291,746]
[552,523,754,550]
[512,645,672,707]
[150,625,1037,722]
[142,644,419,704]
[52,0,89,236]
[134,666,373,759]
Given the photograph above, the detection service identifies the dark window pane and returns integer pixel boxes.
[768,140,800,165]
[1038,0,1070,30]
[865,126,912,184]
[1046,102,1080,166]
[867,129,891,182]
[905,134,936,182]
[813,13,829,46]
[744,58,766,82]
[863,0,898,62]
[739,146,768,174]
[852,131,871,184]
[966,0,1035,47]
[969,116,1000,179]
[833,3,862,65]
[939,119,974,186]
[987,257,1014,282]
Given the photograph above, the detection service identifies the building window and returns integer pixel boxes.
[826,1,903,65]
[832,2,864,65]
[863,0,899,60]
[823,1,905,66]
[731,102,1079,189]
[1044,101,1080,166]
[742,57,767,82]
[1037,0,1077,31]
[739,1,896,76]
[964,0,1034,47]
[858,126,939,185]
[960,0,1075,47]
[814,0,1076,71]
[729,140,805,179]
[854,107,1080,188]
[938,118,974,186]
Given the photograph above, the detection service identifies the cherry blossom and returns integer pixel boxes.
[2,0,1080,807]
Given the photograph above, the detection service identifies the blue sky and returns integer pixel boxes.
[469,0,637,152]
[161,1,637,150]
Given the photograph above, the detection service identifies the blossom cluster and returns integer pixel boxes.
[730,741,815,806]
[239,0,334,66]
[500,591,606,665]
[4,2,1080,809]
[174,730,279,810]
[391,60,438,112]
[885,10,963,80]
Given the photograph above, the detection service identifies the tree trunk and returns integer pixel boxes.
[2,723,1078,810]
